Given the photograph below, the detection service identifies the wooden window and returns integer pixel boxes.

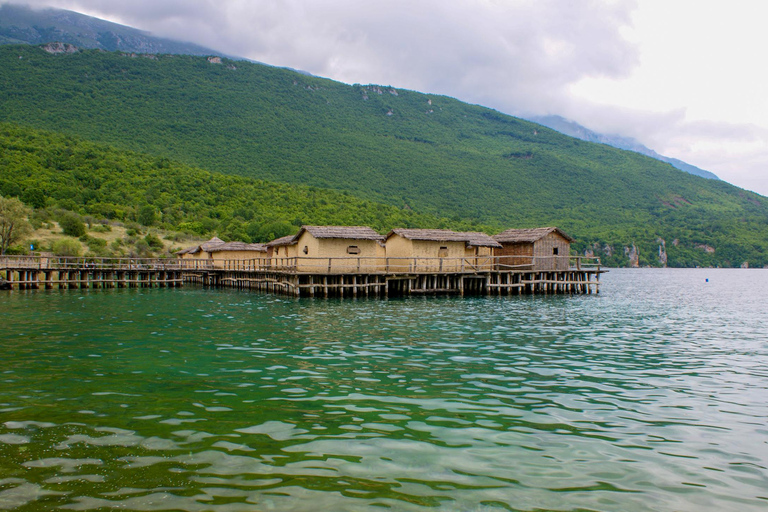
[553,247,559,255]
[438,246,448,257]
[303,246,309,254]
[347,245,360,255]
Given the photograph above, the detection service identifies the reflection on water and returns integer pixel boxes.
[1,269,768,511]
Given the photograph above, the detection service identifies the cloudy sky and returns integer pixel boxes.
[10,0,768,196]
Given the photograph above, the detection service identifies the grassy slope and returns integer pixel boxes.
[0,45,766,266]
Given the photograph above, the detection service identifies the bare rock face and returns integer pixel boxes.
[624,244,640,267]
[42,42,78,54]
[657,238,667,267]
[207,56,222,64]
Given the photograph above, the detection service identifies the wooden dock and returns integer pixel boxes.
[1,255,602,297]
[183,255,602,297]
[0,256,185,290]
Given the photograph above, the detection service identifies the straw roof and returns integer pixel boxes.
[463,232,503,248]
[266,234,298,247]
[386,229,501,248]
[298,225,385,241]
[200,236,226,252]
[493,227,575,244]
[175,236,225,255]
[207,242,267,253]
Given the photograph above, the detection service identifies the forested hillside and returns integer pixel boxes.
[0,44,766,267]
[0,123,463,243]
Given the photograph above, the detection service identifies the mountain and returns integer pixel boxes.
[0,5,723,182]
[0,3,221,56]
[530,115,720,180]
[0,43,766,268]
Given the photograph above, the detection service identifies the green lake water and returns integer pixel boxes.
[1,268,767,511]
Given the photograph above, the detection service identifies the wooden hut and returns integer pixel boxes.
[266,234,299,271]
[463,232,503,271]
[493,227,575,271]
[385,229,501,272]
[176,237,225,263]
[206,241,268,268]
[177,237,268,268]
[291,226,385,273]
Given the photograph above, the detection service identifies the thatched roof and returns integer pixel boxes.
[266,235,298,247]
[176,236,225,255]
[298,225,385,241]
[386,229,501,248]
[493,227,575,244]
[207,242,267,253]
[200,236,226,251]
[463,232,503,248]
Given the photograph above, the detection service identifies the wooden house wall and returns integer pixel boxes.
[463,245,494,271]
[495,243,535,269]
[532,233,571,271]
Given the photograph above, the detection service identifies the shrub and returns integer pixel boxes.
[51,238,82,257]
[5,245,30,255]
[144,233,164,249]
[134,239,152,258]
[59,213,86,237]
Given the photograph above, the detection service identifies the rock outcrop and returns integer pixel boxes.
[42,42,78,54]
[624,244,640,267]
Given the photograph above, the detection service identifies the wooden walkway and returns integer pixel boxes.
[1,255,602,297]
[0,256,185,290]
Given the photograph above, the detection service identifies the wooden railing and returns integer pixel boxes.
[0,255,199,271]
[208,255,601,274]
[2,255,601,274]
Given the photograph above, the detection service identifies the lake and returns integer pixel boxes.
[1,269,767,511]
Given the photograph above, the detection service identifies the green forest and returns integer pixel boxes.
[0,44,767,267]
[0,123,470,245]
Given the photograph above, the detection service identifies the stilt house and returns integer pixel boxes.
[385,229,501,272]
[493,227,574,271]
[266,234,299,270]
[177,237,267,268]
[268,226,386,273]
[176,237,225,262]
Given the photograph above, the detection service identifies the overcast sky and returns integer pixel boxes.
[10,0,768,196]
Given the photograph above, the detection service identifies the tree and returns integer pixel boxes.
[59,212,86,237]
[0,196,32,255]
[138,205,158,226]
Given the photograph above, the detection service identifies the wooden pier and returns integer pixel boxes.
[183,255,602,297]
[0,256,184,290]
[1,255,602,297]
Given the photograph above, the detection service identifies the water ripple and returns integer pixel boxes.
[1,269,767,511]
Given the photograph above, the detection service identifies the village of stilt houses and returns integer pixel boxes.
[0,226,602,297]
